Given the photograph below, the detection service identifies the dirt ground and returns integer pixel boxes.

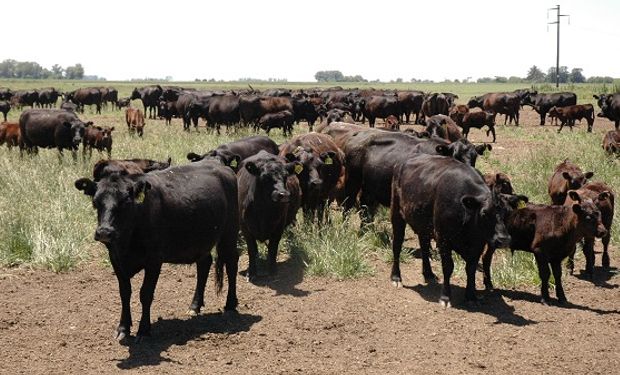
[1,108,619,374]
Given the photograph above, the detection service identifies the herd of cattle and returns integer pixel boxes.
[0,84,617,341]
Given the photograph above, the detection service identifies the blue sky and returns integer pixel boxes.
[5,0,619,81]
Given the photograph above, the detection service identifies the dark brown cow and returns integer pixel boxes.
[483,172,514,195]
[449,104,469,124]
[564,182,615,276]
[593,93,620,130]
[130,85,163,119]
[421,93,450,122]
[259,110,295,136]
[66,88,102,114]
[11,90,39,109]
[483,93,520,125]
[83,126,114,158]
[0,122,21,150]
[602,130,620,155]
[548,104,595,133]
[238,151,301,281]
[424,114,463,142]
[92,158,171,181]
[125,107,145,137]
[482,192,606,304]
[36,88,61,108]
[397,90,424,124]
[0,100,9,122]
[280,133,345,222]
[548,159,594,205]
[362,95,400,127]
[116,97,131,110]
[457,111,497,142]
[381,115,400,130]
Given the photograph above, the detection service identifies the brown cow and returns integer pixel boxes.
[602,129,620,155]
[549,104,595,133]
[258,110,295,136]
[424,114,463,142]
[82,126,114,158]
[92,158,171,181]
[483,93,521,125]
[482,192,606,303]
[449,104,469,124]
[564,182,615,276]
[381,115,400,130]
[457,111,497,142]
[0,122,21,150]
[125,107,145,137]
[483,172,514,195]
[548,159,594,205]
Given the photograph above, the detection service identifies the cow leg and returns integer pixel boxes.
[342,173,361,216]
[482,246,496,291]
[245,234,259,282]
[558,121,565,133]
[463,127,469,139]
[111,261,132,341]
[188,253,213,315]
[419,233,436,282]
[488,126,496,143]
[218,232,239,311]
[136,263,162,340]
[550,261,567,304]
[615,120,619,130]
[534,253,551,304]
[566,245,576,275]
[582,238,596,278]
[96,104,101,115]
[540,113,546,126]
[464,257,479,303]
[267,232,283,276]
[438,244,454,307]
[390,208,406,287]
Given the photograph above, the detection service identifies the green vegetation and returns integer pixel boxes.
[0,80,617,292]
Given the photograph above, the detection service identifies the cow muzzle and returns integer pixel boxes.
[271,190,290,203]
[492,233,511,249]
[596,226,608,239]
[95,226,117,244]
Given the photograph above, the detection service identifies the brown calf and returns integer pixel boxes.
[482,192,607,304]
[564,182,615,276]
[424,114,463,142]
[448,104,468,124]
[549,104,595,133]
[83,126,114,158]
[382,115,400,130]
[548,159,594,205]
[125,107,145,137]
[602,130,619,155]
[0,122,21,149]
[483,172,514,195]
[458,111,497,142]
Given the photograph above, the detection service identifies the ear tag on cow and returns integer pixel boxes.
[294,164,303,174]
[517,200,526,209]
[135,191,145,204]
[230,159,238,168]
[324,157,333,165]
[293,146,303,156]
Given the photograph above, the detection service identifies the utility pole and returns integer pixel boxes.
[548,5,570,88]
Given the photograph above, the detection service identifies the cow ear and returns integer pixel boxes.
[286,161,303,175]
[598,191,610,201]
[245,161,260,175]
[475,144,490,155]
[435,145,451,156]
[186,152,203,162]
[572,204,583,215]
[110,127,115,132]
[593,95,599,99]
[562,172,571,180]
[584,171,594,179]
[63,121,72,128]
[568,190,581,203]
[75,178,97,196]
[284,152,298,162]
[86,121,93,126]
[461,195,481,210]
[133,180,151,204]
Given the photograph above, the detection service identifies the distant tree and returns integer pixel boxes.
[546,66,569,84]
[494,76,508,83]
[0,59,17,78]
[569,68,585,83]
[477,77,493,83]
[51,64,64,79]
[65,63,84,79]
[526,65,546,82]
[586,76,614,84]
[315,70,344,82]
[508,76,524,83]
[395,77,403,83]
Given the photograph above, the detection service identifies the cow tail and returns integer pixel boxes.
[214,247,225,295]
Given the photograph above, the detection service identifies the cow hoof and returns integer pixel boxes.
[439,296,451,309]
[187,309,198,317]
[391,280,403,288]
[115,331,126,342]
[540,298,550,306]
[558,298,568,306]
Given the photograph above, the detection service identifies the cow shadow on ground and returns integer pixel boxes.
[116,311,262,370]
[499,289,620,315]
[406,282,538,326]
[573,266,618,289]
[239,250,310,298]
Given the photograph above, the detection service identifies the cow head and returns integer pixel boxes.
[436,141,491,167]
[568,191,607,239]
[187,149,242,171]
[66,120,91,146]
[494,173,514,195]
[461,192,513,249]
[285,148,323,195]
[130,88,141,100]
[562,170,594,190]
[244,152,302,203]
[75,174,151,247]
[522,91,538,106]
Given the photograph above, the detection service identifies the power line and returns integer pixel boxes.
[548,5,570,88]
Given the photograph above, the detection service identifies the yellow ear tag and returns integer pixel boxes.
[294,164,303,174]
[293,146,303,156]
[230,159,238,168]
[517,200,526,209]
[324,157,333,165]
[135,191,145,204]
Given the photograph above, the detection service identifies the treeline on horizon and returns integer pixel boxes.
[0,59,616,84]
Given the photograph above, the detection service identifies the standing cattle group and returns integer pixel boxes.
[0,82,616,342]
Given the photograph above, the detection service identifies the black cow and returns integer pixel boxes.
[0,88,13,101]
[361,95,400,127]
[523,91,577,125]
[102,87,118,110]
[397,90,424,124]
[391,154,511,306]
[75,161,239,341]
[0,100,10,121]
[66,88,103,114]
[19,109,92,159]
[187,135,279,171]
[208,94,240,134]
[594,93,620,130]
[37,88,61,108]
[130,85,163,119]
[238,151,301,281]
[11,90,39,109]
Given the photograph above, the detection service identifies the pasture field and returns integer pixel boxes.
[0,80,618,373]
